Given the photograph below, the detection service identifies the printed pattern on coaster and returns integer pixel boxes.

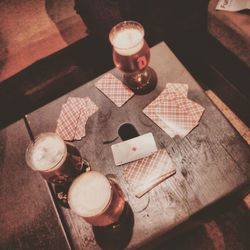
[123,149,176,198]
[56,97,98,141]
[56,99,82,141]
[95,73,134,107]
[143,83,204,138]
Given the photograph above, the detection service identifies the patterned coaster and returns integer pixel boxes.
[56,97,98,141]
[150,83,188,108]
[165,83,188,97]
[123,149,176,198]
[95,73,134,107]
[68,97,98,140]
[143,83,204,138]
[56,98,82,141]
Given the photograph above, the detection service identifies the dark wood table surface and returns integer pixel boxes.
[1,42,249,250]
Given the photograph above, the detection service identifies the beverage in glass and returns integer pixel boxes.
[109,21,157,94]
[68,171,125,226]
[26,132,88,184]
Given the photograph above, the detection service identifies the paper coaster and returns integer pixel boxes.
[123,149,176,198]
[95,73,134,107]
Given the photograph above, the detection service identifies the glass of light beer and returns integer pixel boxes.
[68,171,125,226]
[109,20,157,95]
[26,132,89,185]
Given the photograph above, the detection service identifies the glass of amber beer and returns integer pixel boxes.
[26,132,89,185]
[109,21,157,95]
[68,171,125,226]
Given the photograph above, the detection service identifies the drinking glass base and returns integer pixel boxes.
[124,67,157,95]
[92,202,134,250]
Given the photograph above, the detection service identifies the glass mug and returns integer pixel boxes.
[25,132,89,185]
[109,20,157,95]
[68,171,125,227]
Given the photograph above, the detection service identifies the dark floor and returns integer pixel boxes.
[160,197,250,250]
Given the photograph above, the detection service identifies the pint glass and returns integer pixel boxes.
[26,132,88,184]
[109,21,157,94]
[68,171,125,226]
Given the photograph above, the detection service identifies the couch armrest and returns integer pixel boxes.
[208,0,250,68]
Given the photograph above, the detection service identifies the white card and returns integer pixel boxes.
[216,0,250,11]
[111,133,158,166]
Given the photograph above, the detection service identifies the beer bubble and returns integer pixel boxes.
[112,28,144,56]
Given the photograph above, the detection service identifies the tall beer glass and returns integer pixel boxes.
[109,21,157,95]
[26,132,89,184]
[68,171,125,226]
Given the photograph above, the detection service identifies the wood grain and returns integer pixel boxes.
[26,42,250,249]
[0,120,70,250]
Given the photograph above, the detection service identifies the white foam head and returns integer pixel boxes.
[26,133,66,172]
[68,171,112,217]
[110,21,144,56]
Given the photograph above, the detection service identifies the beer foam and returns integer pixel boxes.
[112,28,144,56]
[68,171,112,217]
[29,134,65,171]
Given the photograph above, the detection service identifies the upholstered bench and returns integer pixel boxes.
[208,0,250,68]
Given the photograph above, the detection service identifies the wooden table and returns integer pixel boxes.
[2,42,249,249]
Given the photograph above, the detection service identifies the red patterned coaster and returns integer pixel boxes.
[56,98,82,141]
[156,97,203,137]
[176,96,204,122]
[95,73,134,107]
[147,83,188,108]
[165,83,188,97]
[68,97,98,140]
[74,108,89,140]
[143,83,204,138]
[84,97,99,116]
[123,149,176,198]
[144,102,177,137]
[56,97,98,141]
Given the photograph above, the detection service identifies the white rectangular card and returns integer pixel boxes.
[216,0,250,11]
[111,133,158,166]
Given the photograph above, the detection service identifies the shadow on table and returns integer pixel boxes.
[92,202,134,250]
